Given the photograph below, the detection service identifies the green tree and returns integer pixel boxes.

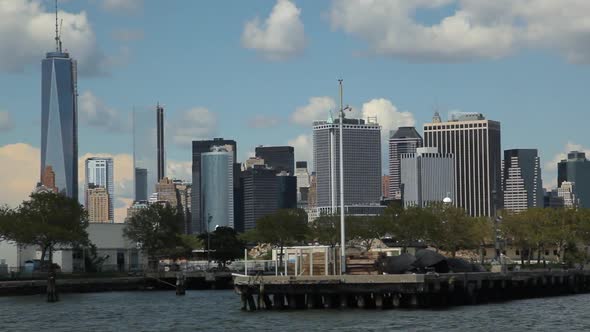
[500,210,533,264]
[388,205,437,252]
[429,204,479,257]
[242,209,308,268]
[199,227,244,267]
[347,215,391,252]
[0,192,89,270]
[308,214,339,247]
[123,204,184,269]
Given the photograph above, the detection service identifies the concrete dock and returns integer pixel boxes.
[233,270,590,310]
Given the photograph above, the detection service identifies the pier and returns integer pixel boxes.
[233,270,590,310]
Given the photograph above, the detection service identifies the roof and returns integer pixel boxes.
[390,127,422,139]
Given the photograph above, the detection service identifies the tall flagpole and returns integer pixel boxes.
[338,79,346,275]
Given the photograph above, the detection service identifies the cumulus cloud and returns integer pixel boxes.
[248,115,280,129]
[100,0,143,14]
[167,161,192,182]
[329,0,590,63]
[544,142,590,189]
[361,98,415,141]
[242,0,306,60]
[0,0,114,75]
[291,96,336,126]
[171,107,217,148]
[288,134,313,165]
[0,111,14,131]
[0,143,40,207]
[79,91,130,132]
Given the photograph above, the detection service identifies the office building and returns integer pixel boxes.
[241,166,279,231]
[134,168,148,202]
[423,112,502,216]
[243,157,265,170]
[192,138,238,234]
[85,157,114,222]
[502,149,543,212]
[400,147,455,208]
[295,161,311,206]
[40,165,58,193]
[313,117,382,215]
[557,181,579,208]
[255,146,295,175]
[558,151,590,208]
[155,177,178,207]
[388,127,423,199]
[126,201,149,220]
[133,107,159,201]
[173,180,192,234]
[87,185,110,223]
[157,104,165,181]
[201,146,234,232]
[41,19,78,200]
[278,172,297,209]
[382,175,390,199]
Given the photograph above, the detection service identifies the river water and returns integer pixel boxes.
[1,291,588,331]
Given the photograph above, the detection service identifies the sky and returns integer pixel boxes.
[1,0,590,221]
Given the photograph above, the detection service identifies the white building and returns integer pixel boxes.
[85,157,114,222]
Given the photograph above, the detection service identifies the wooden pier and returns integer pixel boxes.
[233,270,590,310]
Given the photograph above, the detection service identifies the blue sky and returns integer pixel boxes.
[1,0,589,217]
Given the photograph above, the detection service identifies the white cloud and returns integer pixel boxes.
[0,0,113,75]
[78,91,129,132]
[329,0,590,63]
[248,115,280,129]
[0,111,14,131]
[291,96,336,126]
[171,107,217,148]
[288,134,313,165]
[100,0,143,14]
[544,142,590,189]
[242,0,306,60]
[361,98,415,142]
[167,161,192,183]
[0,143,40,207]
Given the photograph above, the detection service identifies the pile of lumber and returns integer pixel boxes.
[346,256,378,275]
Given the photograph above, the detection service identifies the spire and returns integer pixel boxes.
[55,0,59,52]
[432,111,441,123]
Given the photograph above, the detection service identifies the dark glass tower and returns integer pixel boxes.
[157,104,165,181]
[388,127,423,199]
[255,146,295,175]
[41,28,78,200]
[558,151,590,208]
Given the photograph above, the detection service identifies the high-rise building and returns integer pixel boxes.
[382,175,390,199]
[155,177,178,207]
[295,161,311,207]
[41,17,78,200]
[255,146,295,175]
[201,146,234,232]
[388,127,423,199]
[278,172,297,209]
[313,117,382,215]
[243,157,265,170]
[400,147,455,208]
[502,149,543,212]
[133,107,158,201]
[157,104,165,182]
[134,168,148,202]
[557,151,590,208]
[241,166,279,231]
[85,157,114,222]
[173,180,192,234]
[423,112,502,217]
[557,181,579,208]
[192,138,238,234]
[41,165,58,193]
[87,186,110,223]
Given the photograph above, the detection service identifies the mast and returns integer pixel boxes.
[338,79,346,275]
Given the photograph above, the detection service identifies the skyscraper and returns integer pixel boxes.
[423,112,502,217]
[241,166,279,231]
[41,12,78,200]
[295,161,311,206]
[133,107,158,201]
[313,117,382,215]
[192,138,238,234]
[557,151,590,208]
[502,149,543,212]
[85,157,114,222]
[157,104,165,182]
[201,146,234,231]
[87,185,110,223]
[277,172,297,209]
[255,146,295,175]
[400,147,455,208]
[155,177,178,207]
[388,127,423,199]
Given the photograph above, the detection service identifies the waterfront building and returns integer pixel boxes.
[192,138,238,234]
[557,151,590,208]
[87,185,110,223]
[241,166,279,231]
[502,149,543,213]
[85,157,114,222]
[312,117,382,216]
[157,104,165,182]
[201,146,234,232]
[278,172,297,209]
[388,127,423,199]
[255,146,295,175]
[41,23,78,200]
[423,112,502,216]
[400,147,455,208]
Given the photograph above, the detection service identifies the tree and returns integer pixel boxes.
[470,216,495,263]
[123,204,184,269]
[429,204,479,257]
[500,210,533,264]
[199,227,244,267]
[347,215,391,252]
[388,205,437,252]
[308,214,339,247]
[0,192,89,270]
[242,209,308,268]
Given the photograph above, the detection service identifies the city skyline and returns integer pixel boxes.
[1,0,590,221]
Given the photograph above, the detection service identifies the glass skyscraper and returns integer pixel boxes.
[201,147,234,231]
[85,157,114,222]
[41,47,78,200]
[133,108,158,201]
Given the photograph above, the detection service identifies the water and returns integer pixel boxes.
[1,291,589,331]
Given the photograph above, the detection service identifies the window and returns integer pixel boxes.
[515,249,520,255]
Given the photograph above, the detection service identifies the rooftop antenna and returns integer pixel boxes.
[54,0,61,52]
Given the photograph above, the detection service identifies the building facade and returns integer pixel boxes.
[157,104,165,182]
[255,146,295,175]
[201,147,234,232]
[87,186,110,223]
[400,147,455,208]
[278,172,297,209]
[295,161,311,207]
[241,166,279,231]
[557,151,590,208]
[388,127,423,199]
[502,149,543,212]
[423,112,502,217]
[133,107,158,201]
[41,46,78,199]
[85,157,114,222]
[313,118,382,213]
[155,177,178,207]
